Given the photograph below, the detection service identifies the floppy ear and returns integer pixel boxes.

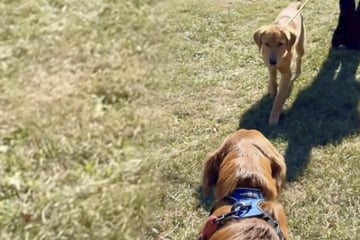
[253,27,266,51]
[201,153,219,196]
[270,153,286,192]
[252,138,286,192]
[201,139,233,196]
[283,29,297,52]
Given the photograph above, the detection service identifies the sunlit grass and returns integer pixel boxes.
[0,0,359,239]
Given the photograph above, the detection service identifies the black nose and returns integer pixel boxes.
[269,58,277,65]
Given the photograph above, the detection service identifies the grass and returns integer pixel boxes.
[0,0,359,239]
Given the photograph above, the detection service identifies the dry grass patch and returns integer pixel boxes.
[0,0,164,239]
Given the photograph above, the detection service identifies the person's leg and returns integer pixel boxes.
[352,0,360,48]
[345,0,360,49]
[332,0,356,48]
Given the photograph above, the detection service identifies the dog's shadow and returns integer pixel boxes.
[239,48,360,181]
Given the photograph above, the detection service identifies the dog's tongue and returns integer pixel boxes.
[198,215,219,240]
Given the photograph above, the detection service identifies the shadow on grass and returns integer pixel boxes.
[239,48,360,181]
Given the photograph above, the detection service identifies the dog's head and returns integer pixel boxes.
[201,129,286,201]
[253,25,296,66]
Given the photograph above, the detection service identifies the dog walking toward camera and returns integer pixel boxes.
[199,129,289,240]
[253,0,305,125]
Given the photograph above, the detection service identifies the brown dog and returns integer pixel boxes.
[199,129,289,240]
[253,1,305,125]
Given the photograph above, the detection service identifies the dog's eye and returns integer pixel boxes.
[264,43,270,47]
[277,42,284,47]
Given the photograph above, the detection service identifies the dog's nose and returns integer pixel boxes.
[269,58,277,65]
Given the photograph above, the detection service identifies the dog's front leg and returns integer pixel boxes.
[269,71,291,125]
[268,67,277,98]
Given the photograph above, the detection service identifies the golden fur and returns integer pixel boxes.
[253,1,305,125]
[200,129,289,240]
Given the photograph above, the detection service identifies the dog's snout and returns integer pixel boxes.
[269,58,277,65]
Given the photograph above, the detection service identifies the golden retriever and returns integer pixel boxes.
[199,129,289,240]
[253,1,305,125]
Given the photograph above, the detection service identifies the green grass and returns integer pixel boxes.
[0,0,359,239]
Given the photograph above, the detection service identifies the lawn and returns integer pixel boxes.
[0,0,359,239]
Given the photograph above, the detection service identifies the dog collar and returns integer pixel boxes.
[224,188,264,204]
[218,188,265,221]
[199,188,284,240]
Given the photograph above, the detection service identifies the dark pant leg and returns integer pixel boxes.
[332,0,356,48]
[353,1,360,48]
[346,0,360,48]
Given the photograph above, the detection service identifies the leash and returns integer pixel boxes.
[287,0,310,24]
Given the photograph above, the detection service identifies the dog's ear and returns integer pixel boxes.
[201,138,232,196]
[283,29,297,52]
[270,153,286,192]
[253,27,266,51]
[201,150,223,196]
[252,138,286,192]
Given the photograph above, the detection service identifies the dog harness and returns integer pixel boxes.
[198,188,284,240]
